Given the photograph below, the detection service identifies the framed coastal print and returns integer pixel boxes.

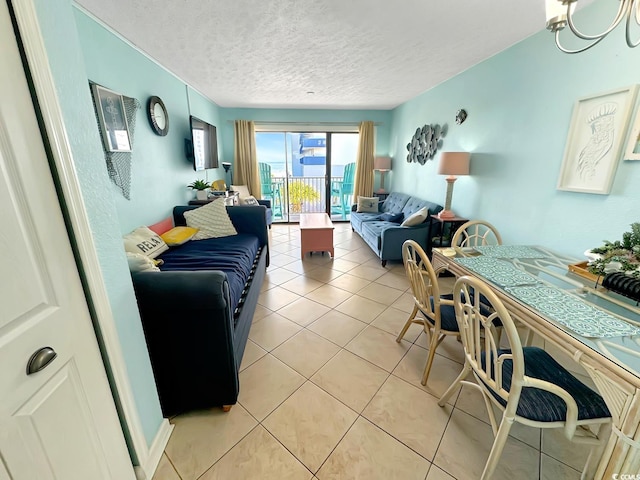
[91,83,132,153]
[557,85,638,194]
[624,106,640,160]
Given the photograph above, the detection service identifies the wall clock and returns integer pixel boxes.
[147,96,169,136]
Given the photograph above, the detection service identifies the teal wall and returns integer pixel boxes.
[34,0,163,448]
[73,10,226,232]
[389,1,640,257]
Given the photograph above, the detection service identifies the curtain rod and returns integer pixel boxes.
[226,120,382,126]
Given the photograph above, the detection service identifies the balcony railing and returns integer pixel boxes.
[262,175,352,221]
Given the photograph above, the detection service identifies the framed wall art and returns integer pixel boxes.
[624,105,640,161]
[557,85,638,194]
[91,83,132,153]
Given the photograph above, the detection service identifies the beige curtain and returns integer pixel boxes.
[353,121,375,199]
[233,120,260,196]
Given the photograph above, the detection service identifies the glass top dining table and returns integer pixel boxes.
[431,245,640,478]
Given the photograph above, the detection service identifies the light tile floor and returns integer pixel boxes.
[153,223,590,480]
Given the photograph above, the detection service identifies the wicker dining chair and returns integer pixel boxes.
[396,240,461,385]
[438,275,611,479]
[451,220,502,256]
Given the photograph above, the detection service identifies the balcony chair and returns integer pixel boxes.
[331,162,355,220]
[438,275,611,480]
[258,162,282,219]
[451,220,502,256]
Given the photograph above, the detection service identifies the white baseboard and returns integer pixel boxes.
[136,420,174,480]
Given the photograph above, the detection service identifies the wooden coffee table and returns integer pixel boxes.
[299,213,334,260]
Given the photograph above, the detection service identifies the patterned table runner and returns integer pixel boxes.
[473,245,547,259]
[504,285,640,338]
[454,257,541,287]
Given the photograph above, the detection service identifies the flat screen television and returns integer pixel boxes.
[188,115,219,170]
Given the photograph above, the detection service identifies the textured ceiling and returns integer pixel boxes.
[75,0,566,110]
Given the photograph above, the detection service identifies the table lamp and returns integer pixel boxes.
[222,162,232,191]
[437,152,470,219]
[374,156,392,194]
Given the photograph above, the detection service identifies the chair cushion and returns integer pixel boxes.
[426,294,459,332]
[482,347,610,423]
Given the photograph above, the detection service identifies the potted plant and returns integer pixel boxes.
[287,181,319,213]
[188,179,209,200]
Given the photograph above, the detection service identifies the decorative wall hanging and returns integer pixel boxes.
[455,109,468,124]
[624,105,640,160]
[557,85,638,194]
[90,82,141,200]
[406,123,445,164]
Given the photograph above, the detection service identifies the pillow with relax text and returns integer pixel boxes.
[401,207,429,227]
[123,226,169,259]
[356,196,379,213]
[183,198,238,240]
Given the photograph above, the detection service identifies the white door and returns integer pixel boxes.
[0,2,135,479]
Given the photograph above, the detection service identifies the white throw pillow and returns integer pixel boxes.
[183,198,238,240]
[126,252,160,272]
[401,207,429,227]
[242,195,259,206]
[231,184,251,201]
[123,226,169,258]
[356,196,379,213]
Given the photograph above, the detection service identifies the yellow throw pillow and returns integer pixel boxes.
[123,226,169,258]
[160,226,199,246]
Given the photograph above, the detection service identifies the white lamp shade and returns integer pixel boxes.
[373,156,391,171]
[438,152,470,176]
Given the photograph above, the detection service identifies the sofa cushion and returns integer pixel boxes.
[184,198,238,240]
[123,226,169,259]
[126,252,161,272]
[356,196,379,213]
[157,233,260,312]
[401,197,442,219]
[380,192,410,214]
[401,207,429,227]
[161,226,199,246]
[380,212,404,223]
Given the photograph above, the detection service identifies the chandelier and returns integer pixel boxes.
[545,0,640,53]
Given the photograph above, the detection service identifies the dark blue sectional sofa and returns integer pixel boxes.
[131,204,268,416]
[350,192,443,266]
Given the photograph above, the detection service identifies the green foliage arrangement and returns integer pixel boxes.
[287,181,319,213]
[187,179,209,190]
[588,222,640,278]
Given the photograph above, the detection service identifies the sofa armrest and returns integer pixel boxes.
[257,199,271,209]
[131,270,238,413]
[380,222,431,255]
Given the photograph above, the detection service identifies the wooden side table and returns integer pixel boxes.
[428,215,468,255]
[299,213,334,260]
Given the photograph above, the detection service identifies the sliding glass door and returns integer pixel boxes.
[256,130,358,223]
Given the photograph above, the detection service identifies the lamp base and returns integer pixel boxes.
[438,209,456,219]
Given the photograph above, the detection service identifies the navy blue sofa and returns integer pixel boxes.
[131,205,268,416]
[350,192,443,266]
